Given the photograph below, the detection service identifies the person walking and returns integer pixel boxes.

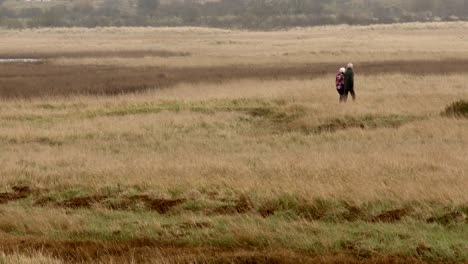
[336,67,346,103]
[344,63,356,102]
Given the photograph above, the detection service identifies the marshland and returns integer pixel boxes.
[0,22,467,263]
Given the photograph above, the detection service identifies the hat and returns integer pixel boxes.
[339,67,345,73]
[347,63,353,69]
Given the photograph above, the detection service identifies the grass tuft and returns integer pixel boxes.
[442,100,468,118]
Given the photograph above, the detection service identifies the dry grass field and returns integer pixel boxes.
[0,22,467,263]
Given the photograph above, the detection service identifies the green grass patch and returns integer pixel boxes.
[86,98,278,118]
[1,114,53,125]
[1,185,467,262]
[3,205,466,262]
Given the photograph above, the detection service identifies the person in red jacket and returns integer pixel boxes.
[336,67,345,103]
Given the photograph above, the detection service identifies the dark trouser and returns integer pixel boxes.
[337,88,345,102]
[344,88,356,102]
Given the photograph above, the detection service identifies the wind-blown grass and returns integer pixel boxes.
[0,25,467,263]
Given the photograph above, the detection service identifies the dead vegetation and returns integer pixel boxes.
[1,59,468,98]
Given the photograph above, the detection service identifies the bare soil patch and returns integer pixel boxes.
[0,186,33,204]
[1,59,467,98]
[4,186,464,225]
[34,194,185,213]
[427,210,467,225]
[342,203,369,222]
[127,195,186,213]
[315,115,420,134]
[371,208,411,223]
[59,195,110,209]
[211,195,254,215]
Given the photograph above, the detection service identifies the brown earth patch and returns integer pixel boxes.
[33,196,56,207]
[212,204,239,214]
[211,195,254,215]
[33,194,185,213]
[1,59,467,98]
[416,243,433,257]
[0,236,430,264]
[259,207,276,217]
[104,198,135,210]
[427,210,467,225]
[34,195,109,209]
[58,195,109,208]
[314,115,419,134]
[234,194,255,213]
[317,120,365,133]
[371,208,411,223]
[0,186,33,204]
[127,195,186,213]
[6,189,462,225]
[178,221,213,229]
[342,203,369,222]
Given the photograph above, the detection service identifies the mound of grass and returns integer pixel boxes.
[317,114,421,133]
[442,100,468,118]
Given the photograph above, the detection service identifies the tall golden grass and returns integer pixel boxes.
[0,24,466,203]
[0,23,467,262]
[1,73,466,204]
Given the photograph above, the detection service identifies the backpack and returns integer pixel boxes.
[336,72,344,90]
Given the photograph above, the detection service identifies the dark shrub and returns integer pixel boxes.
[442,100,468,118]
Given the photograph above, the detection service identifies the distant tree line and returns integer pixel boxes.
[0,0,467,29]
